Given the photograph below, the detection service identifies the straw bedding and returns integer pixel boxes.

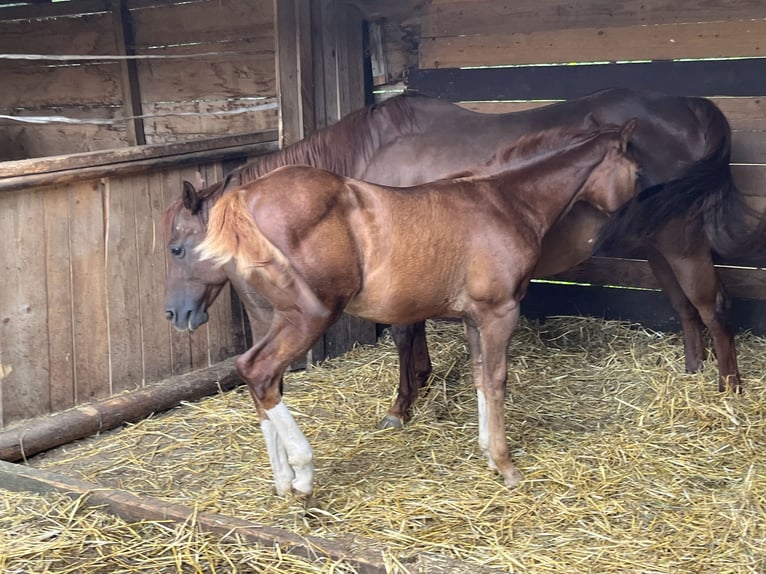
[3,316,765,573]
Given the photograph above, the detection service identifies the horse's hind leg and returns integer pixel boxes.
[649,228,741,391]
[380,322,433,429]
[646,246,706,373]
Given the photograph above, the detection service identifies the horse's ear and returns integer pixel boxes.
[182,180,202,214]
[619,118,638,151]
[583,112,599,129]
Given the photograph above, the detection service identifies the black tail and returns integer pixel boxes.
[596,98,761,260]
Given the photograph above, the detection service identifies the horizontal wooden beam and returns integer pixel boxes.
[0,138,278,193]
[0,358,242,462]
[0,130,277,178]
[407,58,766,101]
[0,459,390,573]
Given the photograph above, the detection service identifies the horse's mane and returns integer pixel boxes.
[226,94,423,187]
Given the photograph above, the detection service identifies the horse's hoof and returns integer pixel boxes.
[377,414,404,430]
[503,469,524,489]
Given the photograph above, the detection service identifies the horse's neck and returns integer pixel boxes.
[494,144,604,239]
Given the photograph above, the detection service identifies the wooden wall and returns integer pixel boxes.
[0,133,278,430]
[0,0,277,160]
[369,0,766,331]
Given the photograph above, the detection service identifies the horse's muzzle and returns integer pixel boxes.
[165,307,209,332]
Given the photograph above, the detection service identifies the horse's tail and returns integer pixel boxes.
[597,97,754,256]
[198,190,329,317]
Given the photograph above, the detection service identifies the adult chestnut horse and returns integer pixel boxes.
[168,122,641,493]
[167,88,753,430]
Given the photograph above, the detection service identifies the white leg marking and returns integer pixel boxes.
[261,419,294,496]
[266,401,314,495]
[476,389,497,470]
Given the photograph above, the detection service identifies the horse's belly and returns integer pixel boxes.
[345,281,458,325]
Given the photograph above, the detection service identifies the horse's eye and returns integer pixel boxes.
[170,246,184,258]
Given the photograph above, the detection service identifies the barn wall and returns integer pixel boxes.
[0,134,278,430]
[0,0,277,160]
[370,0,766,327]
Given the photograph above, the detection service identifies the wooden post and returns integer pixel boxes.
[274,0,315,147]
[111,0,146,146]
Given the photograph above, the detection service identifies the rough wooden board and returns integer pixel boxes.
[421,0,766,38]
[0,188,50,426]
[0,131,277,179]
[0,140,279,193]
[420,20,766,69]
[0,10,115,54]
[0,459,387,573]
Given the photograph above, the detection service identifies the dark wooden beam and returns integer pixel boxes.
[407,58,766,101]
[111,0,146,145]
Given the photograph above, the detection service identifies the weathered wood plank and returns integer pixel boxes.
[407,58,766,102]
[421,0,766,38]
[69,180,110,403]
[105,176,144,393]
[137,54,276,103]
[0,458,391,573]
[0,189,50,428]
[0,114,128,162]
[142,99,277,144]
[43,187,76,413]
[0,131,277,179]
[134,171,173,382]
[0,139,279,193]
[546,256,766,301]
[130,0,272,48]
[420,20,766,69]
[0,62,123,108]
[0,11,115,54]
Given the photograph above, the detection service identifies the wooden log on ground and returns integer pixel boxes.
[0,358,242,462]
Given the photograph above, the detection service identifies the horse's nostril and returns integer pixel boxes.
[165,310,175,321]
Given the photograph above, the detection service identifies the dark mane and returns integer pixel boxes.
[225,94,422,188]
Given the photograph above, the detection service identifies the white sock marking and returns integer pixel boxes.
[261,419,294,496]
[477,388,496,470]
[266,401,314,495]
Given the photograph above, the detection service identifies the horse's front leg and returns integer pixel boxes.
[469,303,523,488]
[380,322,433,429]
[238,309,334,496]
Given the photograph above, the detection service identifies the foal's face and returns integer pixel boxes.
[163,199,228,332]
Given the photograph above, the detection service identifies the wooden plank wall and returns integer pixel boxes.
[0,154,266,430]
[371,0,766,329]
[0,0,277,160]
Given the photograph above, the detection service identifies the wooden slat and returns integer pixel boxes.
[137,54,276,103]
[69,180,110,403]
[0,131,277,179]
[0,139,279,193]
[0,62,123,108]
[43,187,76,413]
[135,170,174,382]
[0,189,50,427]
[420,20,766,69]
[407,58,766,102]
[421,0,766,38]
[0,0,110,21]
[546,256,766,301]
[112,0,146,146]
[105,176,144,393]
[142,100,277,144]
[129,0,272,48]
[0,10,115,53]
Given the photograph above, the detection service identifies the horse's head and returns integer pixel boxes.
[579,119,640,214]
[162,180,229,332]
